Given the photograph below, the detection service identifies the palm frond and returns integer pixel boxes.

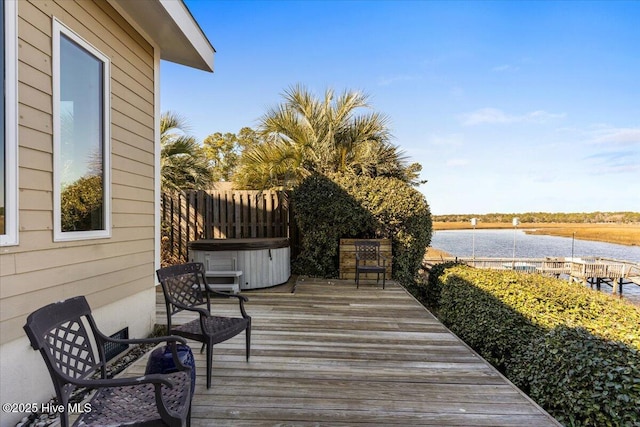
[240,86,421,189]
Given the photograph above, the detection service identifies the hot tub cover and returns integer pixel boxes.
[188,238,289,252]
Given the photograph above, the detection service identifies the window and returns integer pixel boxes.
[0,0,17,246]
[53,20,110,241]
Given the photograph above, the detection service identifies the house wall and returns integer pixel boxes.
[0,1,157,424]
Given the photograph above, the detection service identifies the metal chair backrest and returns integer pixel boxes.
[23,296,106,404]
[355,240,381,264]
[156,262,211,327]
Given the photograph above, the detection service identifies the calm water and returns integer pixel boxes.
[431,229,640,263]
[431,229,640,303]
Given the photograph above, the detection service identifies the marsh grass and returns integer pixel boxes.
[433,222,640,246]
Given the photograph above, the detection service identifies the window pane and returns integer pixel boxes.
[59,34,104,232]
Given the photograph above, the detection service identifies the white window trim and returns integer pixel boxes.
[52,19,111,242]
[0,0,18,246]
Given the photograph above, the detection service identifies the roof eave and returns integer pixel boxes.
[107,0,214,72]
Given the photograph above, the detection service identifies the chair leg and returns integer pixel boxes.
[206,342,213,389]
[356,271,359,289]
[246,320,252,361]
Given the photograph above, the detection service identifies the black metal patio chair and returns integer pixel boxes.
[23,295,192,427]
[156,262,251,389]
[355,240,388,289]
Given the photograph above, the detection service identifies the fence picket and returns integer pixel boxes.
[161,189,293,262]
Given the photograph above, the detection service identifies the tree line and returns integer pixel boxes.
[433,212,640,224]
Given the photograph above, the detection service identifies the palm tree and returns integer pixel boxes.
[160,111,212,193]
[235,85,417,189]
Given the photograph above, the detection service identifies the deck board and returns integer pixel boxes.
[136,278,560,426]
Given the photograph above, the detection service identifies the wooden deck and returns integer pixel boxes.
[129,278,560,426]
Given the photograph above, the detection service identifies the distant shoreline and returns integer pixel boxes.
[432,222,640,247]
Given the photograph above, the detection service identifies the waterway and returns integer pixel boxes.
[431,229,640,262]
[430,229,640,303]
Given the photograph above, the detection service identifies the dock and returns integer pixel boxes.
[124,278,561,426]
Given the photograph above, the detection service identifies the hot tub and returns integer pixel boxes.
[188,238,290,290]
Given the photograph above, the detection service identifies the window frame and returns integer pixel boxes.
[0,0,18,246]
[52,19,111,242]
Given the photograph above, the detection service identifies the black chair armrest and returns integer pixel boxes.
[68,372,176,390]
[94,334,192,372]
[237,295,250,319]
[203,283,249,302]
[202,284,250,318]
[97,332,187,347]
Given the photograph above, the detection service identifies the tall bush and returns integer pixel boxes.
[331,173,432,285]
[290,174,375,277]
[291,172,432,284]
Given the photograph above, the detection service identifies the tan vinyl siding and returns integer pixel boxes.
[15,126,50,159]
[19,102,51,134]
[0,0,156,345]
[7,223,154,260]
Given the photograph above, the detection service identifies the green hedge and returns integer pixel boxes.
[290,174,375,277]
[515,326,640,427]
[422,265,640,427]
[330,173,432,285]
[291,173,432,284]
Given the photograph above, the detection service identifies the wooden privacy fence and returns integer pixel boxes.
[162,189,293,262]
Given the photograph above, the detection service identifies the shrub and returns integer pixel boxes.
[420,260,459,313]
[431,264,640,426]
[290,174,375,277]
[331,173,432,286]
[291,173,432,284]
[437,268,539,372]
[439,266,640,349]
[513,326,640,427]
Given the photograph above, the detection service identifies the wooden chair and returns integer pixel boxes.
[355,240,388,289]
[23,295,192,427]
[156,262,251,389]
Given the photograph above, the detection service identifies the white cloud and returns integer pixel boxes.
[528,110,566,121]
[592,163,640,175]
[377,74,418,86]
[492,64,519,72]
[427,133,465,147]
[446,158,469,167]
[589,127,640,146]
[461,108,510,125]
[584,149,640,175]
[460,108,566,126]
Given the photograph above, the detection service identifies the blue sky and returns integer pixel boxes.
[161,1,640,215]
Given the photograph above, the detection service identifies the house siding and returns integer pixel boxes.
[0,1,158,423]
